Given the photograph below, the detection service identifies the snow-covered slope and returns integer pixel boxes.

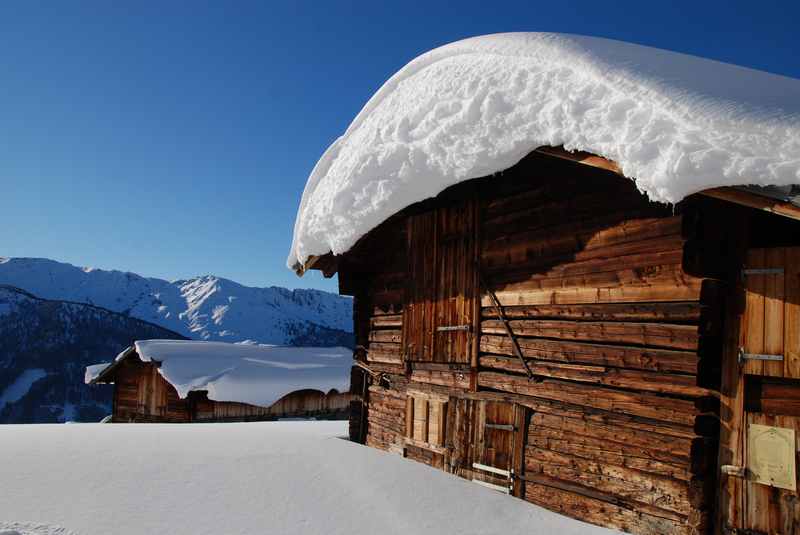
[288,32,800,270]
[0,422,617,535]
[89,340,352,407]
[0,257,352,345]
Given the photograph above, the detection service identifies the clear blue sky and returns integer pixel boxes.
[2,0,798,292]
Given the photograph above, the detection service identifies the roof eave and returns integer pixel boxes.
[90,346,135,384]
[292,145,800,275]
[534,146,800,221]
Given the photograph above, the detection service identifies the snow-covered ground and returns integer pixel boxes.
[0,421,617,535]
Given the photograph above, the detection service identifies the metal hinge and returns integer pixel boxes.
[484,423,515,432]
[738,347,784,365]
[721,464,746,478]
[436,324,471,332]
[741,267,784,279]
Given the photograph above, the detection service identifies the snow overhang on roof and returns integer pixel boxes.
[86,340,353,408]
[287,32,800,274]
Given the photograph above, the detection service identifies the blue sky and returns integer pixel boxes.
[2,0,798,292]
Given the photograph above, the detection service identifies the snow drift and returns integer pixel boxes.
[288,32,800,270]
[0,422,618,535]
[87,340,352,407]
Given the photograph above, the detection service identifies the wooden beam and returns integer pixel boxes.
[535,145,800,223]
[294,252,338,277]
[699,187,800,222]
[534,146,623,175]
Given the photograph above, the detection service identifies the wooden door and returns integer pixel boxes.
[403,199,478,364]
[720,247,800,534]
[471,400,525,495]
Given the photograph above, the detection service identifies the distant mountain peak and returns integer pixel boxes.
[0,257,353,346]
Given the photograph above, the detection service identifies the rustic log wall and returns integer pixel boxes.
[344,152,727,535]
[364,385,406,453]
[111,359,189,422]
[473,159,718,535]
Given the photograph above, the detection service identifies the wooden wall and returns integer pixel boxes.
[111,358,190,422]
[343,152,727,535]
[478,158,717,535]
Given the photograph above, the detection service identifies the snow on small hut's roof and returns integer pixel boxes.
[84,363,109,384]
[86,340,352,408]
[287,32,800,271]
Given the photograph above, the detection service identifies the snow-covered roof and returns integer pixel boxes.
[87,340,353,408]
[84,363,109,384]
[287,32,800,271]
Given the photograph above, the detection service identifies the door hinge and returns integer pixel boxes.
[741,267,784,279]
[436,324,471,332]
[738,347,784,365]
[721,464,746,478]
[484,423,515,432]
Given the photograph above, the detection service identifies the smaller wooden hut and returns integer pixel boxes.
[86,340,353,422]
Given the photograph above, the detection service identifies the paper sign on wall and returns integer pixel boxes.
[747,423,797,491]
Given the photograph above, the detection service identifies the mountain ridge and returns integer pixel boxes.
[0,257,353,346]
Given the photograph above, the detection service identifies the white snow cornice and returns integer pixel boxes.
[288,32,800,271]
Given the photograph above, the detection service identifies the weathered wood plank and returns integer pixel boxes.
[366,342,402,363]
[743,249,766,375]
[478,371,704,426]
[409,368,472,390]
[483,266,703,307]
[488,248,684,289]
[526,429,692,480]
[484,302,702,323]
[479,355,707,397]
[370,314,403,328]
[524,481,691,535]
[529,412,697,462]
[764,247,786,377]
[369,329,402,343]
[480,334,698,374]
[481,318,699,350]
[482,214,681,267]
[525,446,700,515]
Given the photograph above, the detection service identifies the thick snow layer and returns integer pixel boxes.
[0,369,47,410]
[288,32,800,269]
[0,422,618,535]
[88,340,352,407]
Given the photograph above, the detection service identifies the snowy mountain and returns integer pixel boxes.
[0,285,187,423]
[0,257,353,346]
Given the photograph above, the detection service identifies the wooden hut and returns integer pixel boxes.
[296,146,800,535]
[87,340,353,422]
